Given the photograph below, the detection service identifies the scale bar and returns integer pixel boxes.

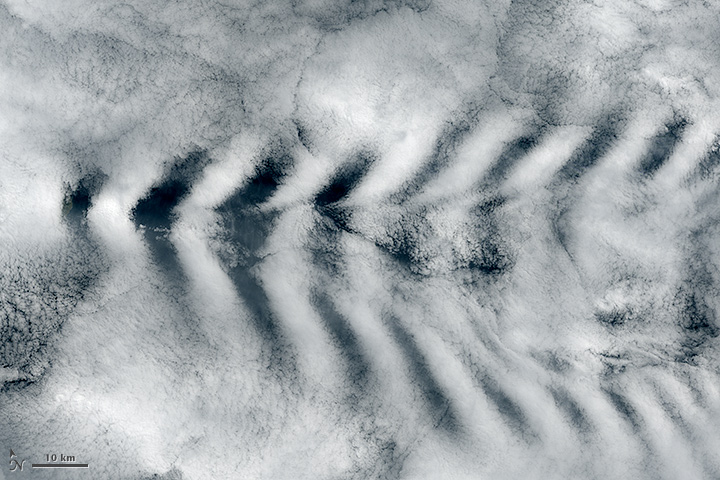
[32,464,89,468]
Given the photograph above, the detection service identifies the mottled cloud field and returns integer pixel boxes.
[2,1,720,479]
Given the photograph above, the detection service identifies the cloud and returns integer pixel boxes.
[2,1,720,479]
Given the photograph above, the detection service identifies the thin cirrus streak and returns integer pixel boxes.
[2,1,720,479]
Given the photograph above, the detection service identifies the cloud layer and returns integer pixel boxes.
[2,1,720,479]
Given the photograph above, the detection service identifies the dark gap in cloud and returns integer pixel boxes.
[655,394,689,439]
[370,198,512,278]
[477,375,536,442]
[228,268,296,375]
[549,203,573,260]
[528,76,585,128]
[637,117,688,178]
[694,147,720,182]
[307,213,347,278]
[314,151,375,234]
[553,112,624,185]
[534,350,572,373]
[465,197,513,275]
[311,290,372,391]
[374,209,432,276]
[467,238,510,275]
[481,132,543,187]
[0,285,55,390]
[228,151,293,207]
[675,232,719,363]
[0,375,43,393]
[215,149,296,374]
[379,237,417,274]
[315,151,375,207]
[603,387,642,433]
[293,119,314,152]
[215,151,293,269]
[598,351,629,377]
[385,315,460,434]
[65,185,91,222]
[676,289,719,363]
[63,172,107,229]
[549,387,593,435]
[652,382,708,461]
[393,102,484,201]
[129,152,212,357]
[0,260,105,389]
[2,173,108,388]
[550,112,625,257]
[132,150,210,279]
[317,204,354,234]
[595,308,631,328]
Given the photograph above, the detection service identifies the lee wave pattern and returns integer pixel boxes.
[1,1,720,479]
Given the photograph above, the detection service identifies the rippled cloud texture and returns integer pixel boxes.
[2,1,720,479]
